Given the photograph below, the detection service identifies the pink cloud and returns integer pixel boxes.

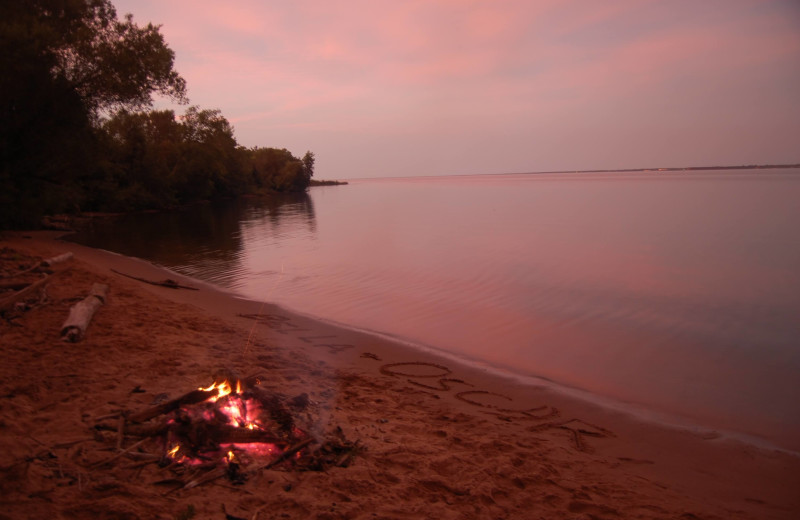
[114,0,800,176]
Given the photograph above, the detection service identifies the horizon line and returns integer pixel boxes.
[340,162,800,181]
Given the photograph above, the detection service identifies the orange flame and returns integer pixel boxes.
[199,379,242,402]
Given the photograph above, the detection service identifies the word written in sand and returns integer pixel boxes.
[378,361,615,453]
[237,312,614,452]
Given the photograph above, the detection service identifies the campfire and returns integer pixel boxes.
[94,373,359,490]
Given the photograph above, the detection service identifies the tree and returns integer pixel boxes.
[242,147,313,193]
[0,0,186,227]
[174,106,242,200]
[302,151,315,179]
[95,109,183,209]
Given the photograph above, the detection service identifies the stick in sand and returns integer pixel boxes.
[0,274,49,313]
[250,437,315,473]
[110,268,199,290]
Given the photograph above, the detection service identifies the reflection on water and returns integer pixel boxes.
[70,171,800,451]
[69,192,316,288]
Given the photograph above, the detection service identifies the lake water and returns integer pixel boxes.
[69,169,800,451]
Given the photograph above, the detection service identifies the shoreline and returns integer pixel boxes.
[2,231,799,519]
[65,229,795,455]
[101,242,796,457]
[274,303,798,457]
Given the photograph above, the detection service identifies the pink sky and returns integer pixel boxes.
[113,0,800,179]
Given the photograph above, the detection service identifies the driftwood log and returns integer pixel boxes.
[42,252,74,267]
[60,283,108,342]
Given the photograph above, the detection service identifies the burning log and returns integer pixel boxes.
[208,425,286,446]
[128,389,218,424]
[60,283,108,342]
[128,374,263,424]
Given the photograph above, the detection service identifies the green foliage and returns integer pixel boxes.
[302,151,315,180]
[87,108,313,213]
[93,109,182,209]
[241,147,314,193]
[0,1,315,228]
[0,0,187,227]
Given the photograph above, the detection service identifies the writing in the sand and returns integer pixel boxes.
[240,312,613,452]
[375,361,615,453]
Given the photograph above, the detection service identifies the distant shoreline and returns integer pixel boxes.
[521,163,800,175]
[346,163,800,181]
[309,179,349,186]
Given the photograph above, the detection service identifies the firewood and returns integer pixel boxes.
[127,389,217,423]
[245,387,294,433]
[127,375,264,424]
[60,283,108,342]
[210,425,286,445]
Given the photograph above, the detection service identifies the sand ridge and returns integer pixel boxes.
[1,232,798,519]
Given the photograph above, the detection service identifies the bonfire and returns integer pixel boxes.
[94,373,359,490]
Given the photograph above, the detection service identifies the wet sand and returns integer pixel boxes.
[1,231,798,519]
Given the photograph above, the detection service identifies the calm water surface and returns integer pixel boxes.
[70,170,800,451]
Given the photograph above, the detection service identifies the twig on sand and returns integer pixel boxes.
[182,467,228,490]
[91,438,149,468]
[0,274,49,313]
[250,437,315,473]
[110,268,199,290]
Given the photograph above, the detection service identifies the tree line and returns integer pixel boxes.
[1,0,315,229]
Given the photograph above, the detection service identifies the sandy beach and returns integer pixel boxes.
[1,231,798,520]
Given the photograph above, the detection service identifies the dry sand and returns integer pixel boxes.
[1,231,798,519]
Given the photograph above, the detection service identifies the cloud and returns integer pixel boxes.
[115,0,800,177]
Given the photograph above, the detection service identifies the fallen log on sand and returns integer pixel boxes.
[42,252,74,267]
[61,283,108,342]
